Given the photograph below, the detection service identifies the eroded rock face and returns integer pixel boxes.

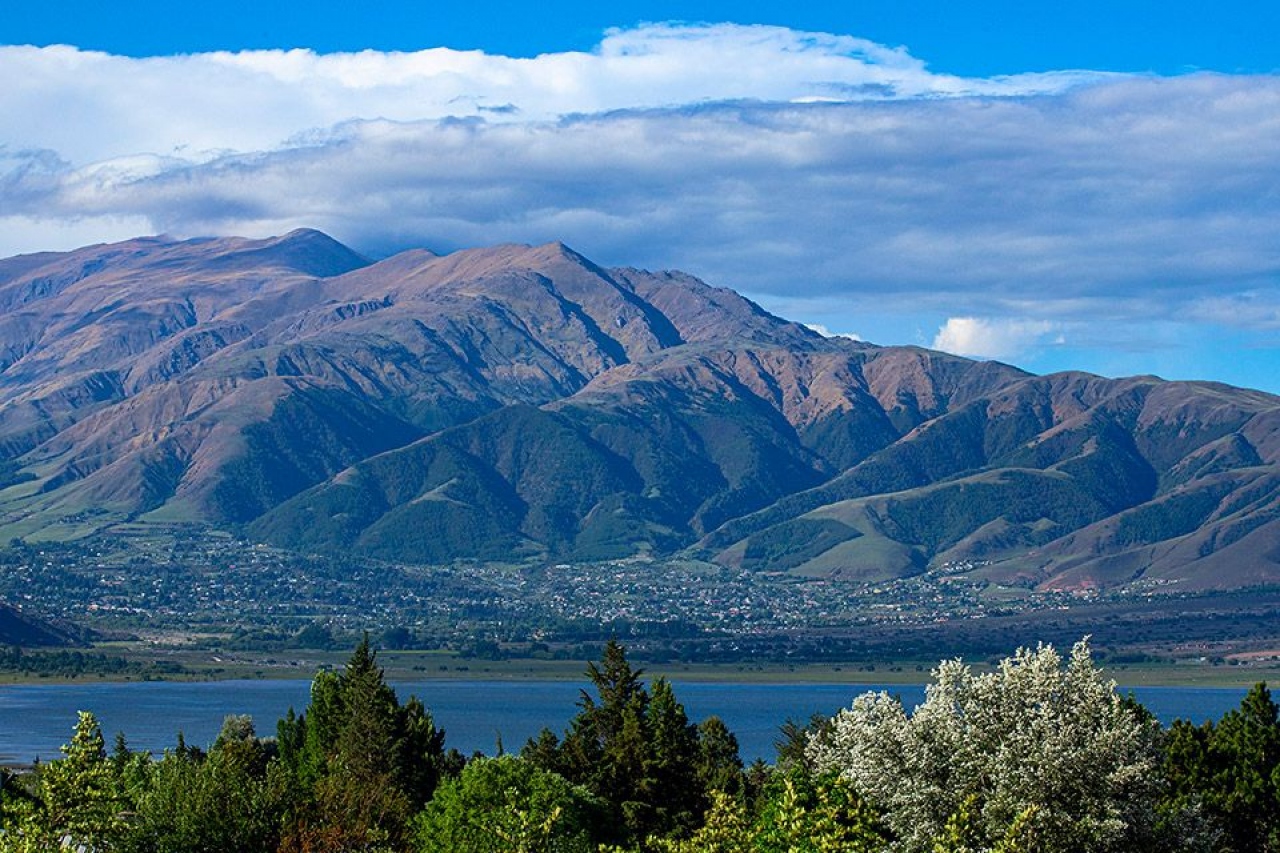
[3,230,1280,591]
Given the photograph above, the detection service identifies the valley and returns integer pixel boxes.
[3,528,1278,684]
[2,230,1280,678]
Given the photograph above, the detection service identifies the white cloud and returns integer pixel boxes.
[0,25,1102,166]
[1,23,1279,364]
[932,317,1061,360]
[1187,292,1280,330]
[804,323,862,341]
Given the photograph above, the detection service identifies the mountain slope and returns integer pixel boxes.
[709,374,1280,589]
[3,231,1279,590]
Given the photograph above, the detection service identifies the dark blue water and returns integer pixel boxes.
[0,679,1251,766]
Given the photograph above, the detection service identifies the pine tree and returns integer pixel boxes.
[1161,682,1280,852]
[696,716,744,797]
[279,634,446,852]
[646,678,704,837]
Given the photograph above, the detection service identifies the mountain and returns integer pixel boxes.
[0,602,81,647]
[2,231,1279,592]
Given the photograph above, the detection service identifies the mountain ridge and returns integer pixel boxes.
[2,231,1278,592]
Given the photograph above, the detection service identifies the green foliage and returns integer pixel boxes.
[933,794,984,853]
[523,640,743,846]
[413,755,605,852]
[1113,485,1230,548]
[881,471,1110,555]
[122,715,285,853]
[0,645,187,678]
[276,634,448,852]
[0,460,36,492]
[12,639,1280,853]
[739,518,861,571]
[648,772,889,853]
[931,797,1042,853]
[1160,682,1280,852]
[773,712,833,775]
[696,717,744,798]
[753,771,888,853]
[0,711,130,852]
[211,387,421,524]
[649,790,753,853]
[645,678,707,836]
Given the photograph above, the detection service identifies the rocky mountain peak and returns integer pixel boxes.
[1,231,1278,592]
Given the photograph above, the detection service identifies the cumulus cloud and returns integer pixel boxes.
[0,25,1100,165]
[2,22,1279,388]
[933,317,1062,360]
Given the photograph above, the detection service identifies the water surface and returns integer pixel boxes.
[0,679,1250,766]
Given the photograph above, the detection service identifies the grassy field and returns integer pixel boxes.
[4,644,1279,689]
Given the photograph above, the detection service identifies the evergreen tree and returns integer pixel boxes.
[1162,682,1280,852]
[696,716,745,797]
[645,678,705,838]
[524,641,741,846]
[774,712,833,774]
[400,695,449,810]
[549,640,652,840]
[279,634,447,852]
[319,634,412,847]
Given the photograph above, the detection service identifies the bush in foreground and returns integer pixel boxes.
[809,640,1163,853]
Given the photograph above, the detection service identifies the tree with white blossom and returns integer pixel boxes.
[808,640,1163,853]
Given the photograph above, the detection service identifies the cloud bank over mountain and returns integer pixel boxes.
[3,23,1279,386]
[1,23,1100,163]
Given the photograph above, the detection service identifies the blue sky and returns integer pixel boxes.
[8,1,1279,74]
[3,2,1279,392]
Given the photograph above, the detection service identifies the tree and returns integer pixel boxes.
[809,640,1163,853]
[753,771,888,853]
[1161,682,1280,852]
[643,678,705,838]
[649,791,753,853]
[316,635,413,849]
[1,711,130,852]
[278,635,448,852]
[123,715,284,853]
[540,640,652,841]
[696,716,744,798]
[413,755,606,853]
[524,641,742,846]
[773,712,831,775]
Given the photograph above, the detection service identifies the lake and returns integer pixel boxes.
[0,679,1251,767]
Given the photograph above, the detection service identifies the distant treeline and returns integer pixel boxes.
[0,645,186,680]
[1,638,1277,852]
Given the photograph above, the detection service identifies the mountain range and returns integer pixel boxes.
[2,230,1278,592]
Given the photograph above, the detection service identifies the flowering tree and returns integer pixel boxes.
[808,640,1162,853]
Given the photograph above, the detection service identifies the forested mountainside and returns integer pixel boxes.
[2,230,1279,590]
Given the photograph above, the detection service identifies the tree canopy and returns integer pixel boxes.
[1,638,1278,853]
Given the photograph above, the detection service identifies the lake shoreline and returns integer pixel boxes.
[3,649,1277,689]
[0,678,1255,770]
